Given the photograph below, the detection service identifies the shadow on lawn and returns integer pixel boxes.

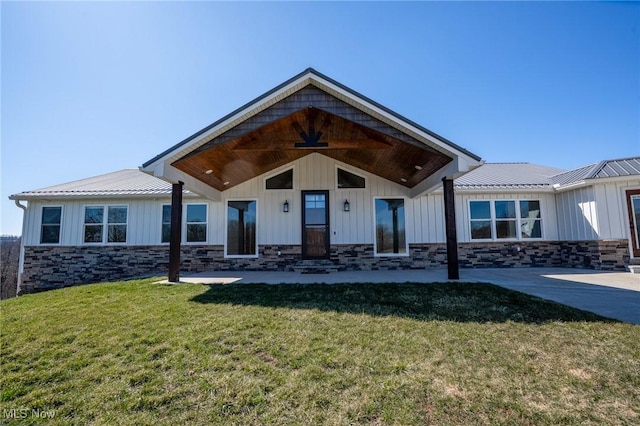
[189,282,614,324]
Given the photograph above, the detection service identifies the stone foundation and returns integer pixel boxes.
[19,240,630,293]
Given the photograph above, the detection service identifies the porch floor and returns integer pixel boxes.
[156,267,640,325]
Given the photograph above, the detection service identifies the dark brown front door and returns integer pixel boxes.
[302,191,330,259]
[626,189,640,257]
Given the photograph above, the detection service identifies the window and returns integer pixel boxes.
[520,200,542,238]
[83,206,127,243]
[470,201,491,240]
[186,204,207,243]
[227,200,257,256]
[266,169,293,190]
[337,168,365,188]
[161,205,171,243]
[495,201,517,239]
[469,200,542,240]
[375,198,406,255]
[41,206,62,244]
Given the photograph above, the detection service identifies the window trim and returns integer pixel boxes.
[335,165,367,190]
[224,198,259,259]
[372,196,409,257]
[184,203,208,245]
[264,167,295,191]
[82,204,129,245]
[468,199,544,241]
[40,205,63,245]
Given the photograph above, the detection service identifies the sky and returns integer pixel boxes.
[2,1,639,236]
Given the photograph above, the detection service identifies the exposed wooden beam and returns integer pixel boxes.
[442,177,459,280]
[168,182,183,283]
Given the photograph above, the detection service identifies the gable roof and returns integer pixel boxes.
[550,157,640,187]
[454,163,565,190]
[9,169,193,201]
[142,68,481,170]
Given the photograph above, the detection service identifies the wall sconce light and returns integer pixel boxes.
[283,200,289,213]
[343,199,350,212]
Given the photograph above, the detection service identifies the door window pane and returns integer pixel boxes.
[375,199,406,254]
[305,194,326,225]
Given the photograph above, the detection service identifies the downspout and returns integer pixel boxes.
[13,200,27,295]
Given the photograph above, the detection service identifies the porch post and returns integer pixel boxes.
[168,181,183,282]
[442,177,460,280]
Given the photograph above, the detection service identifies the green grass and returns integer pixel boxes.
[1,279,639,425]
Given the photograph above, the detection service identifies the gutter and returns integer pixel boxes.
[13,200,27,296]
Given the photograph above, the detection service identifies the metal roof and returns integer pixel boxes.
[9,169,193,200]
[454,163,565,190]
[550,156,640,186]
[10,156,639,201]
[589,157,640,179]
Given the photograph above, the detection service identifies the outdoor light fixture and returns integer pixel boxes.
[283,200,289,213]
[343,199,350,212]
[414,165,423,171]
[205,169,213,175]
[400,178,407,183]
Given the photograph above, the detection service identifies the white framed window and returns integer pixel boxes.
[469,199,542,241]
[373,197,408,256]
[225,199,258,257]
[185,204,207,243]
[40,206,63,244]
[161,205,172,244]
[336,166,366,189]
[83,205,128,244]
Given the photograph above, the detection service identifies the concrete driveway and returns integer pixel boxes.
[170,267,640,325]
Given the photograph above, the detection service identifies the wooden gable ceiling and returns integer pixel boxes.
[172,88,452,191]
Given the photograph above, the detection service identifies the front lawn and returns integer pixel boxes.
[1,279,638,425]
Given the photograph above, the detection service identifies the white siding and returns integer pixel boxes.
[556,187,598,240]
[593,179,640,240]
[224,153,413,245]
[28,156,640,250]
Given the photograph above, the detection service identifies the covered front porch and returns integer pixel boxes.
[141,69,482,281]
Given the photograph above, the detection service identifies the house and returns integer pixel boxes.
[9,69,640,293]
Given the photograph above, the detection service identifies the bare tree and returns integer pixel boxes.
[1,236,21,299]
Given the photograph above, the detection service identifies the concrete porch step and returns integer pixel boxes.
[628,265,640,274]
[293,260,342,274]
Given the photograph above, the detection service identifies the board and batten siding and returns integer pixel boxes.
[222,153,447,245]
[554,179,640,241]
[22,198,174,246]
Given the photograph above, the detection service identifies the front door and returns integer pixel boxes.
[302,191,330,259]
[626,189,640,257]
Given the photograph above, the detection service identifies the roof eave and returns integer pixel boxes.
[141,68,482,174]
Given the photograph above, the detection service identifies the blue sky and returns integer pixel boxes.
[2,1,639,235]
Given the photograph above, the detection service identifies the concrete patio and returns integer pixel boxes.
[159,267,640,325]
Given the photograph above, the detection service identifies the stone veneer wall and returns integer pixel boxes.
[20,240,629,293]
